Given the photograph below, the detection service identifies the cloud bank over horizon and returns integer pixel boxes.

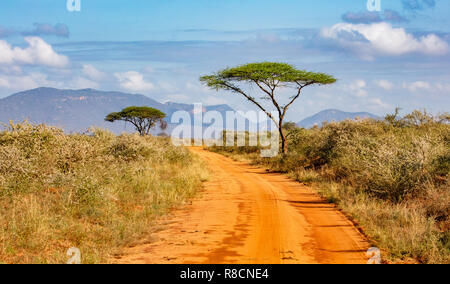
[0,0,449,120]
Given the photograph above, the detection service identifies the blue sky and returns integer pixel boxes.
[0,0,449,121]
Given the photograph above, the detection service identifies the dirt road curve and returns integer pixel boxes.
[115,147,369,264]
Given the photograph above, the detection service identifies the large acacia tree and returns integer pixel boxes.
[105,106,167,136]
[200,62,336,154]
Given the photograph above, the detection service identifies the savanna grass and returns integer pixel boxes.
[0,122,208,263]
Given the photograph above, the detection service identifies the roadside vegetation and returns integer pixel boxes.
[208,110,450,264]
[0,122,208,264]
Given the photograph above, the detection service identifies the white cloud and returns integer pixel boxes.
[321,22,449,58]
[403,81,431,92]
[82,64,106,81]
[347,79,368,97]
[0,37,69,67]
[375,79,394,90]
[114,71,154,92]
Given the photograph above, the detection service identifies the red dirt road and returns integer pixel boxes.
[115,148,369,264]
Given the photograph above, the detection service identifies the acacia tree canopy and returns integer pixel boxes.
[200,62,336,154]
[105,106,167,136]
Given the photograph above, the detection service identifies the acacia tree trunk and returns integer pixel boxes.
[134,121,146,136]
[278,118,288,155]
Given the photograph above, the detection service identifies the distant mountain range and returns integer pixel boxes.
[297,109,380,128]
[0,88,380,134]
[0,87,234,134]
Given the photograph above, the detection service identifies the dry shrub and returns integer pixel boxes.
[0,122,208,263]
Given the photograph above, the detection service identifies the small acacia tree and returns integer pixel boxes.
[200,62,336,154]
[105,106,167,136]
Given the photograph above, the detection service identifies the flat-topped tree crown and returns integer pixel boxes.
[106,106,166,121]
[200,62,336,154]
[201,62,336,89]
[105,106,167,136]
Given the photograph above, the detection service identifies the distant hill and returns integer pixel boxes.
[297,109,380,128]
[0,87,234,134]
[0,89,380,134]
